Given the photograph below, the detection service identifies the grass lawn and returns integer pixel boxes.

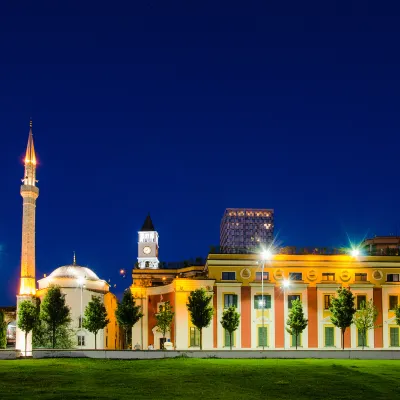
[0,358,400,399]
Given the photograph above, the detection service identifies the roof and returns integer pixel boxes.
[48,265,100,281]
[141,214,155,231]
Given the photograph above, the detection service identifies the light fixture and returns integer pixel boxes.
[351,248,360,257]
[282,279,290,288]
[261,249,273,260]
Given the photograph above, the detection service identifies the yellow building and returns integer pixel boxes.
[132,251,400,350]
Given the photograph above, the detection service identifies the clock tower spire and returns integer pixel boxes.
[137,214,159,269]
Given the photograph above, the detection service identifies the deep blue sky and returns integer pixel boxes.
[1,1,400,305]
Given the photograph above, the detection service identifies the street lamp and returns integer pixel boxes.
[77,276,85,349]
[282,279,290,350]
[260,249,273,350]
[351,248,360,257]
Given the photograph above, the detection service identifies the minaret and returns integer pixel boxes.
[16,120,39,355]
[19,119,39,295]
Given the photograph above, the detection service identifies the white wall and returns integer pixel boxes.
[38,287,106,349]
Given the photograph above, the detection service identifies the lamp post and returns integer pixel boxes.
[260,249,272,350]
[77,276,85,349]
[282,279,290,350]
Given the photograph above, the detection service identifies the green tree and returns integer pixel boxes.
[186,288,214,350]
[115,289,143,349]
[155,301,174,349]
[353,299,379,350]
[40,285,71,349]
[83,296,109,349]
[17,301,37,355]
[0,310,7,349]
[286,299,308,350]
[220,306,240,350]
[329,287,356,350]
[394,304,400,327]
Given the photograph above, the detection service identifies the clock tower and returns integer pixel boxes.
[137,214,159,269]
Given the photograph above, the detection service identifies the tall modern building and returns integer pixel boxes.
[220,208,274,254]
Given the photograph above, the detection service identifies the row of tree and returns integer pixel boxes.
[185,287,400,350]
[16,286,110,354]
[8,285,400,352]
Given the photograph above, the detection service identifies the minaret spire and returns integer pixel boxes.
[23,120,37,187]
[73,251,77,265]
[17,120,40,356]
[19,120,39,295]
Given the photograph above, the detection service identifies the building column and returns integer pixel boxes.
[373,288,383,348]
[307,287,318,348]
[241,286,251,348]
[274,287,284,348]
[213,287,217,348]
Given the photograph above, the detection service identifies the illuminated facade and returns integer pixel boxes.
[137,215,159,269]
[131,252,400,350]
[37,255,122,350]
[220,208,274,254]
[16,121,39,355]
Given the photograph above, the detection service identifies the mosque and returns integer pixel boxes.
[15,122,122,354]
[10,122,400,353]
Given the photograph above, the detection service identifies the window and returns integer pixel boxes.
[355,273,367,282]
[387,274,400,282]
[106,336,108,348]
[77,335,85,346]
[325,327,334,347]
[222,272,236,281]
[322,273,335,281]
[190,327,200,347]
[357,329,367,348]
[390,327,399,347]
[255,271,269,281]
[78,316,83,328]
[254,295,271,309]
[324,295,331,310]
[289,272,302,281]
[258,327,268,347]
[224,294,238,308]
[357,295,367,310]
[389,295,398,310]
[224,329,234,348]
[288,295,300,309]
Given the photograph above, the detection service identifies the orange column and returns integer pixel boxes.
[241,286,251,348]
[344,327,351,348]
[307,287,318,348]
[373,288,383,348]
[213,286,218,348]
[274,287,284,348]
[148,294,160,347]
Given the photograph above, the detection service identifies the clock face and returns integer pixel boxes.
[143,246,151,255]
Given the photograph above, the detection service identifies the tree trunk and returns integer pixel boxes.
[230,332,232,350]
[200,329,203,350]
[341,328,345,350]
[95,333,97,350]
[296,333,298,350]
[52,325,56,349]
[25,332,27,357]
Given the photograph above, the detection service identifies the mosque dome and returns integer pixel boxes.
[49,265,100,281]
[37,253,109,293]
